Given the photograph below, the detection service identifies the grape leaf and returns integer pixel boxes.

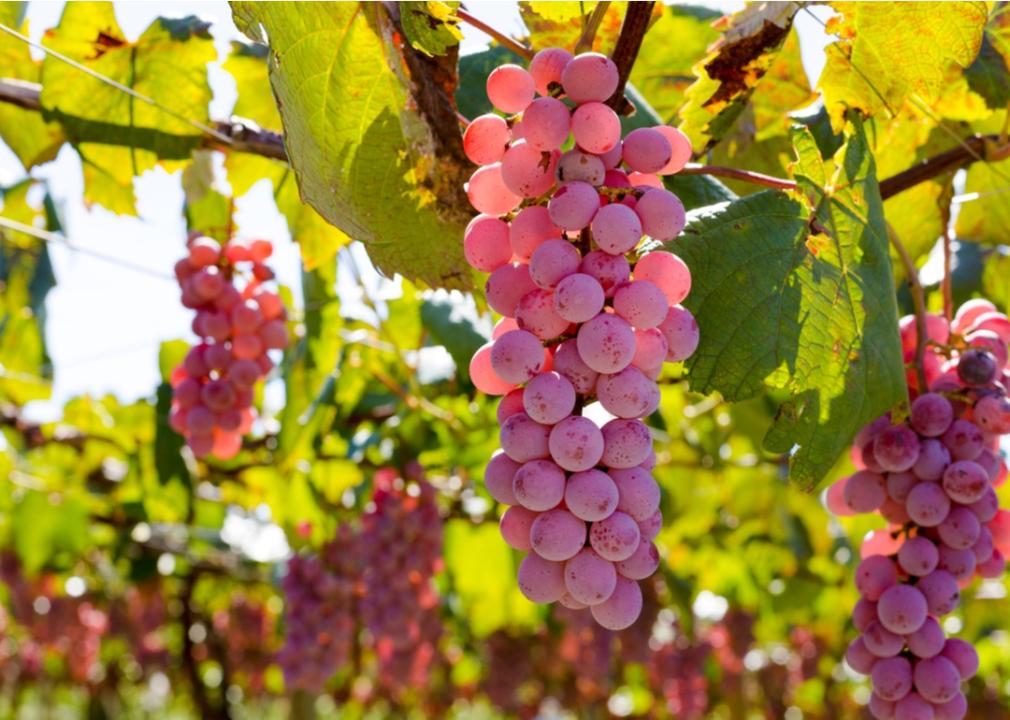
[674,120,905,489]
[965,33,1010,108]
[223,41,281,130]
[955,157,1010,246]
[819,2,988,131]
[231,2,471,289]
[420,291,489,383]
[520,1,629,55]
[399,1,462,57]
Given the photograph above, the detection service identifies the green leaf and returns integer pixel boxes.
[183,152,232,240]
[982,249,1010,313]
[11,491,88,572]
[819,2,988,131]
[420,292,489,382]
[955,157,1010,245]
[399,1,462,57]
[154,382,188,488]
[520,1,628,55]
[223,40,281,130]
[232,2,471,289]
[965,33,1010,108]
[456,47,523,120]
[675,121,905,489]
[525,2,598,22]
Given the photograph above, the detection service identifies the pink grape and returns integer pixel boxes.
[553,273,605,323]
[463,113,510,165]
[910,393,955,437]
[871,656,913,701]
[941,460,988,504]
[553,339,599,394]
[515,289,569,340]
[632,328,668,377]
[877,585,927,634]
[500,506,537,551]
[596,141,623,169]
[590,203,643,255]
[610,466,660,521]
[529,238,581,289]
[192,267,224,300]
[464,215,512,272]
[628,171,662,189]
[855,555,898,601]
[511,458,566,512]
[913,656,961,704]
[906,482,951,527]
[528,47,573,96]
[898,536,939,576]
[975,395,1010,434]
[936,545,975,581]
[634,188,686,241]
[548,181,600,231]
[894,692,934,720]
[517,553,566,603]
[622,127,673,174]
[917,570,960,615]
[957,348,997,386]
[557,149,605,185]
[595,366,661,418]
[887,471,918,503]
[530,509,587,561]
[846,636,877,673]
[874,424,921,472]
[825,477,854,515]
[868,694,895,720]
[467,163,521,215]
[565,468,619,521]
[905,616,945,659]
[187,405,215,435]
[523,371,576,425]
[496,388,526,424]
[615,540,660,580]
[852,598,878,632]
[972,527,994,562]
[188,236,220,267]
[862,529,904,559]
[969,487,998,522]
[658,305,700,362]
[882,496,912,524]
[638,509,662,541]
[940,638,978,679]
[580,250,630,296]
[978,548,1005,577]
[469,343,514,395]
[548,415,605,472]
[863,620,904,658]
[486,64,535,113]
[601,418,653,469]
[564,548,617,605]
[934,694,968,720]
[232,334,263,360]
[937,507,980,550]
[561,52,619,104]
[941,419,984,461]
[570,101,621,154]
[843,470,887,512]
[501,140,558,198]
[613,280,668,329]
[510,205,562,260]
[559,592,588,610]
[260,319,288,349]
[485,452,520,505]
[590,574,643,630]
[491,329,545,384]
[913,439,951,481]
[521,97,571,150]
[654,125,693,175]
[500,413,551,463]
[900,312,950,353]
[953,298,997,331]
[577,313,636,373]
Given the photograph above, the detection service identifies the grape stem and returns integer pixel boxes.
[575,1,612,54]
[890,232,930,392]
[941,226,953,324]
[678,163,799,191]
[605,1,656,115]
[455,8,533,60]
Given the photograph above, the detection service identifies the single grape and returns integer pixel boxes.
[905,616,946,659]
[622,127,673,174]
[589,574,643,630]
[563,547,617,605]
[631,328,668,378]
[467,163,522,216]
[188,236,221,267]
[522,97,571,150]
[560,53,619,104]
[825,477,855,516]
[595,366,661,419]
[601,418,653,469]
[917,570,960,616]
[553,272,605,323]
[638,509,662,541]
[530,509,587,561]
[500,506,537,551]
[512,458,566,511]
[548,180,600,231]
[484,452,520,505]
[855,555,898,601]
[940,638,978,680]
[872,655,914,702]
[657,305,699,362]
[843,470,887,512]
[852,598,878,632]
[957,348,997,386]
[486,64,535,113]
[937,507,981,550]
[893,692,934,720]
[610,466,660,521]
[941,460,989,504]
[570,101,621,154]
[496,388,526,424]
[868,693,895,720]
[934,693,968,720]
[874,424,921,472]
[516,288,569,340]
[591,203,643,255]
[509,205,563,260]
[913,655,961,704]
[654,125,693,175]
[517,553,566,603]
[906,482,951,527]
[529,238,581,290]
[910,393,955,437]
[887,471,918,503]
[941,419,984,461]
[469,343,515,396]
[936,545,976,581]
[552,339,600,394]
[845,636,877,673]
[877,584,928,634]
[528,47,573,96]
[557,148,606,185]
[501,140,558,198]
[615,539,659,580]
[549,415,605,472]
[577,313,636,373]
[491,329,545,384]
[628,171,663,189]
[628,252,690,304]
[565,468,619,521]
[500,413,552,463]
[863,620,904,658]
[523,371,576,425]
[913,439,951,481]
[580,250,631,296]
[634,188,685,241]
[974,394,1010,434]
[463,113,510,165]
[613,280,668,329]
[898,536,939,577]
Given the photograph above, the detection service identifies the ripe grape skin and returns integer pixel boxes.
[501,140,559,198]
[917,570,960,616]
[913,655,961,704]
[898,536,940,577]
[496,388,525,425]
[863,620,904,658]
[570,101,621,154]
[941,460,989,504]
[937,507,981,550]
[852,598,878,632]
[463,113,510,166]
[596,366,661,418]
[622,127,673,174]
[486,262,538,317]
[874,424,921,472]
[601,418,653,469]
[590,575,643,630]
[491,329,545,384]
[634,188,686,241]
[577,313,636,374]
[530,509,588,561]
[591,203,643,256]
[580,250,631,297]
[564,547,617,605]
[638,509,662,541]
[933,693,968,720]
[486,64,535,113]
[843,470,887,513]
[893,692,935,720]
[657,305,700,362]
[523,371,576,425]
[552,339,600,394]
[528,47,573,96]
[868,694,895,720]
[529,238,581,290]
[906,482,951,527]
[941,419,984,461]
[521,97,571,150]
[631,328,669,378]
[564,469,619,521]
[549,181,601,231]
[589,511,641,562]
[500,413,551,464]
[870,655,913,702]
[613,279,668,329]
[515,288,569,340]
[512,458,566,511]
[936,545,976,581]
[615,539,660,580]
[517,553,566,603]
[469,343,515,396]
[484,452,520,505]
[509,205,562,260]
[557,149,605,185]
[549,415,605,472]
[464,215,512,272]
[610,466,660,521]
[467,163,521,216]
[910,393,955,437]
[877,584,928,634]
[560,52,619,104]
[940,638,978,679]
[500,506,537,551]
[913,439,951,481]
[905,616,946,659]
[654,125,693,175]
[855,555,898,601]
[846,636,878,673]
[553,273,605,323]
[628,171,663,189]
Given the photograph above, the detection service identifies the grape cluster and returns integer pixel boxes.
[212,594,277,695]
[357,466,443,695]
[276,525,358,692]
[827,300,1010,719]
[464,49,697,630]
[169,234,288,459]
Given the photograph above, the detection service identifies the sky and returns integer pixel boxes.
[0,2,832,423]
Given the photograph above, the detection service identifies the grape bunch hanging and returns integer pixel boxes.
[826,301,1010,720]
[169,235,288,459]
[462,48,698,629]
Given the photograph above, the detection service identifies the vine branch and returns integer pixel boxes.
[605,1,655,115]
[889,233,929,392]
[679,163,798,191]
[455,8,533,60]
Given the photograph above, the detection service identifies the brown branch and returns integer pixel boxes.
[605,1,655,115]
[890,233,929,392]
[941,228,953,324]
[679,163,798,191]
[878,135,1010,200]
[575,1,611,54]
[456,8,533,60]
